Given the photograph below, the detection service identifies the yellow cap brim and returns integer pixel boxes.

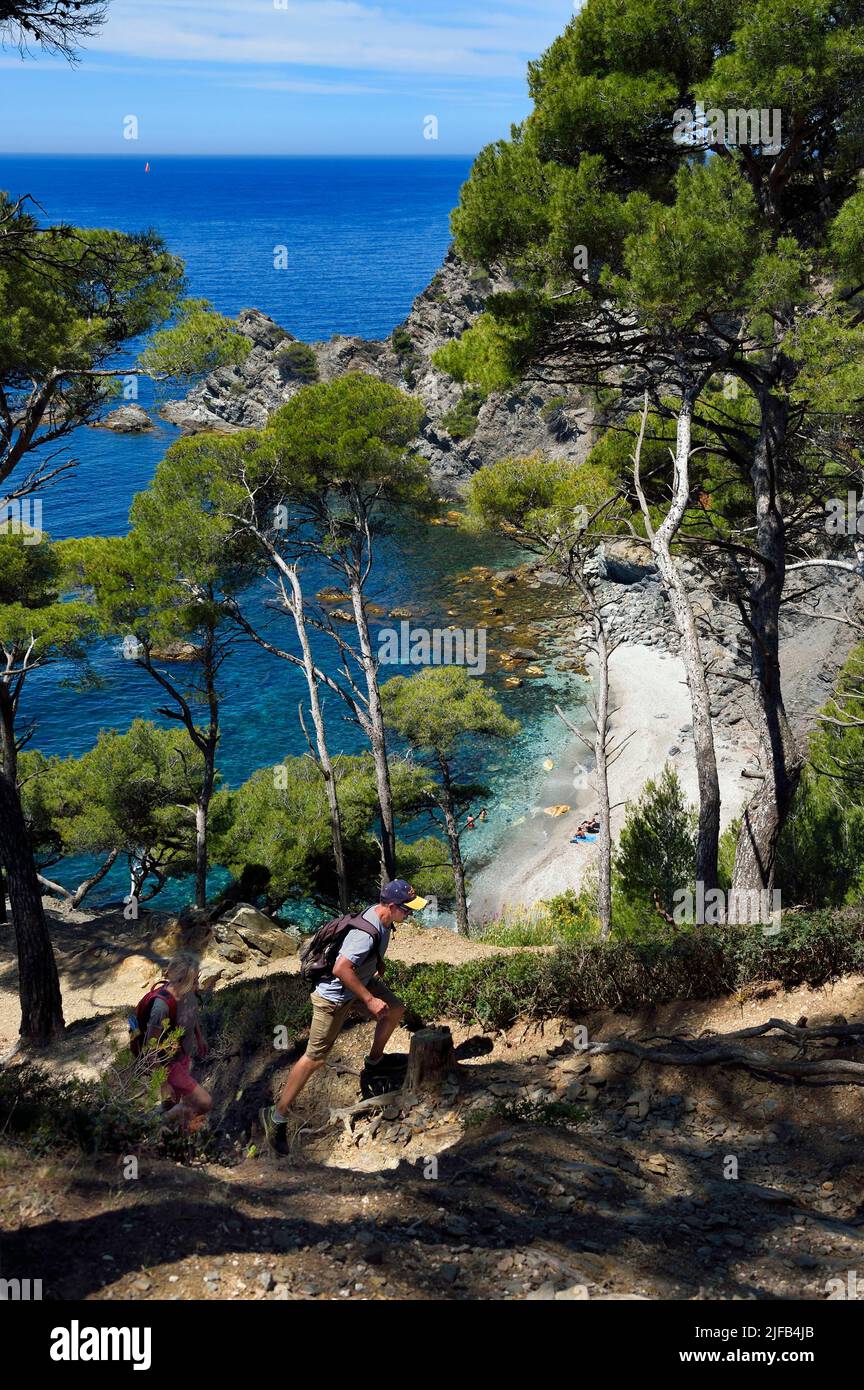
[404,896,428,911]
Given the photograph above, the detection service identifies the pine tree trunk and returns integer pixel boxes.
[648,394,721,890]
[0,770,64,1045]
[405,1026,456,1092]
[195,642,220,910]
[567,572,613,939]
[285,568,349,912]
[349,577,396,881]
[194,801,208,909]
[70,849,120,910]
[733,387,802,891]
[593,616,613,939]
[438,760,469,935]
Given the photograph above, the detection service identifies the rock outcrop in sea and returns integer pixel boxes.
[162,248,597,495]
[94,404,154,433]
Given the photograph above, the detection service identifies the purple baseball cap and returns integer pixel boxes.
[381,879,428,911]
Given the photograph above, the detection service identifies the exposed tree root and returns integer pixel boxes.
[328,1089,418,1135]
[590,1017,864,1086]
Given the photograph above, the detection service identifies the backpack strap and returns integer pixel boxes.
[137,984,177,1037]
[328,915,382,975]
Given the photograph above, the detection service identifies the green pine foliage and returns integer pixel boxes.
[614,765,698,915]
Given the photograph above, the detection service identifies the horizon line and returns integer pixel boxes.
[0,151,479,160]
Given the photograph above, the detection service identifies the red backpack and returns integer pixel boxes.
[129,984,178,1058]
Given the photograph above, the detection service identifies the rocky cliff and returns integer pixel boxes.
[162,247,597,496]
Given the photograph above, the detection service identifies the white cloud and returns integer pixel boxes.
[87,0,566,78]
[228,78,389,95]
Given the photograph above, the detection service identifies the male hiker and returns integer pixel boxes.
[259,879,427,1151]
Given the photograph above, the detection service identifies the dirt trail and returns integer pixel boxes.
[4,972,864,1301]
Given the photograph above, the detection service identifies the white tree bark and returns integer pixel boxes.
[632,391,721,889]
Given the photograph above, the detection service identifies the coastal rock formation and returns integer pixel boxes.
[162,248,597,493]
[563,554,861,746]
[597,538,656,585]
[94,404,154,433]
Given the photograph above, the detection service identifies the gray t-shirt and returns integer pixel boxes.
[146,991,199,1057]
[314,906,390,1005]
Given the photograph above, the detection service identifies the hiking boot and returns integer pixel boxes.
[259,1105,288,1154]
[364,1053,406,1070]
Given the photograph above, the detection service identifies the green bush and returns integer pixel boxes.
[718,819,739,890]
[775,767,864,907]
[469,1098,587,1127]
[541,395,567,421]
[391,326,414,356]
[200,973,311,1056]
[480,887,600,946]
[615,764,697,914]
[276,340,319,382]
[390,326,420,387]
[387,907,864,1029]
[0,1066,156,1156]
[440,385,487,440]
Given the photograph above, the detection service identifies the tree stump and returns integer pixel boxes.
[405,1026,457,1093]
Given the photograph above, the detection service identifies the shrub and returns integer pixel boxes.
[480,887,600,946]
[391,326,414,356]
[717,819,739,890]
[387,908,864,1029]
[0,1065,156,1156]
[615,764,697,914]
[441,385,487,440]
[200,973,311,1056]
[390,326,419,387]
[775,768,864,907]
[276,341,319,382]
[469,1098,587,1127]
[541,395,567,421]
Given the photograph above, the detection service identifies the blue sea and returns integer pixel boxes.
[1,156,584,917]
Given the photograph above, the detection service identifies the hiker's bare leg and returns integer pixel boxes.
[275,1055,323,1116]
[164,1083,212,1131]
[367,1001,404,1061]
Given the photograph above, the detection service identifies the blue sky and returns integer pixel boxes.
[0,1,576,155]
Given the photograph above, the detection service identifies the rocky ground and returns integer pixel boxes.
[4,973,864,1301]
[584,540,861,748]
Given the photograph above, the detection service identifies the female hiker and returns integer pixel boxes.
[144,951,212,1132]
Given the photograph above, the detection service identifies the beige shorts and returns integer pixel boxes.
[305,978,402,1062]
